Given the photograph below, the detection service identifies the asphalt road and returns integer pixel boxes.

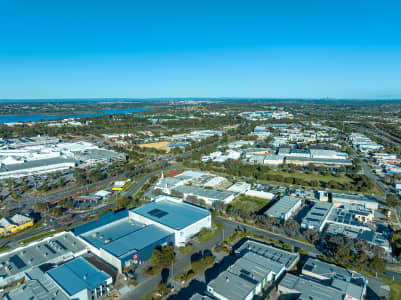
[121,164,179,198]
[120,216,323,300]
[120,219,233,300]
[216,217,322,256]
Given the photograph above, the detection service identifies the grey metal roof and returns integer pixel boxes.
[131,199,210,230]
[279,273,344,300]
[0,157,77,172]
[327,207,371,229]
[301,201,333,232]
[5,267,67,300]
[332,192,378,203]
[234,240,299,270]
[189,293,213,300]
[208,270,255,300]
[326,223,391,252]
[208,252,284,300]
[265,196,301,219]
[302,258,366,299]
[285,156,352,165]
[173,185,233,202]
[0,232,86,281]
[47,257,110,297]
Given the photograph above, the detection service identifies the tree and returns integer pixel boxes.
[157,282,170,296]
[369,256,385,273]
[334,246,351,264]
[303,229,320,244]
[386,193,399,207]
[73,168,87,184]
[150,246,175,267]
[283,220,300,237]
[23,182,29,192]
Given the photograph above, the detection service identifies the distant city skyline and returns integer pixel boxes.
[1,0,401,99]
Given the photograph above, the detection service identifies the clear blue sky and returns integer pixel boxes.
[1,0,401,99]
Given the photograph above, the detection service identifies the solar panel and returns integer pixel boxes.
[148,209,168,218]
[44,244,56,254]
[10,255,26,269]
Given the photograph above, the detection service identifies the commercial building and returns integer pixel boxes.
[207,253,281,300]
[0,232,87,287]
[227,140,255,149]
[263,154,284,166]
[326,204,374,230]
[350,133,383,153]
[4,267,67,300]
[112,179,131,191]
[74,197,211,272]
[0,137,124,178]
[279,258,367,300]
[326,223,392,253]
[154,177,184,194]
[207,240,299,300]
[130,196,211,246]
[74,210,174,273]
[264,196,302,221]
[310,149,349,160]
[0,214,34,237]
[173,185,235,206]
[233,240,299,270]
[46,257,112,300]
[0,157,77,179]
[244,190,275,200]
[301,201,334,233]
[227,182,251,194]
[331,192,379,210]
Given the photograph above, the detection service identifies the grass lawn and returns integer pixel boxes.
[178,243,196,255]
[195,220,223,243]
[267,170,353,184]
[230,195,270,213]
[20,227,66,245]
[0,245,11,253]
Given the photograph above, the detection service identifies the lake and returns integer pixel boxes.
[0,108,148,124]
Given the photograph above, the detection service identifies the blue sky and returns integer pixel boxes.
[1,0,401,99]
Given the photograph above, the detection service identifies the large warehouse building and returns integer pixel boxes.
[74,196,211,272]
[130,195,211,246]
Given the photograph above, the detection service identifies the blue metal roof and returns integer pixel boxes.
[131,200,210,230]
[73,209,128,236]
[103,224,173,258]
[46,257,110,296]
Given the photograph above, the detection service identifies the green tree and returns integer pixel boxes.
[386,193,399,207]
[369,256,385,273]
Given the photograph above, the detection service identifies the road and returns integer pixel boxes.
[216,217,322,256]
[120,216,323,300]
[0,164,178,250]
[121,164,180,198]
[120,218,234,300]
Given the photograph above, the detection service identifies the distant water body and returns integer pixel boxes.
[0,108,147,124]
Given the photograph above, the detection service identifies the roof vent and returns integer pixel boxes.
[83,274,87,280]
[226,277,229,283]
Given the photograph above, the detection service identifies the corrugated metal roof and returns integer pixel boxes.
[131,199,210,230]
[46,257,110,296]
[103,224,173,258]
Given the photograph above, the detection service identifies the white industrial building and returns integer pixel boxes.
[173,185,235,206]
[265,196,302,221]
[73,196,211,272]
[129,196,212,246]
